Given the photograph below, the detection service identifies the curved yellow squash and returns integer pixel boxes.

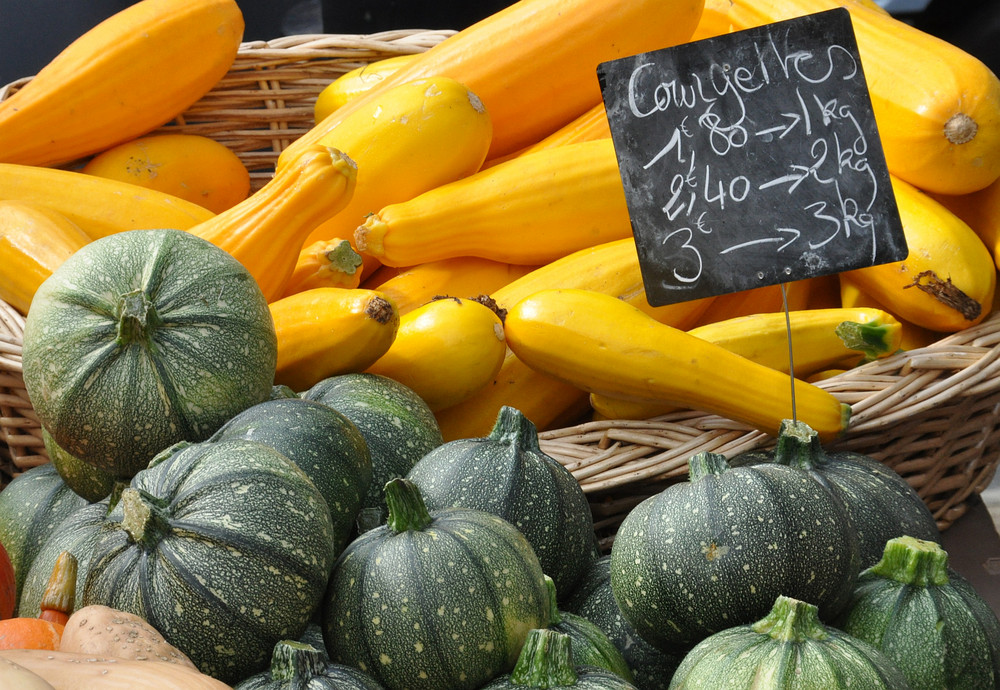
[282,239,365,297]
[505,289,851,442]
[313,54,417,122]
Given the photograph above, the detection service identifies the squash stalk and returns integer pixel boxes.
[688,452,731,483]
[116,289,160,347]
[38,551,77,627]
[770,419,829,471]
[867,536,951,587]
[384,478,434,534]
[751,595,829,643]
[119,488,171,549]
[269,640,327,682]
[509,629,579,687]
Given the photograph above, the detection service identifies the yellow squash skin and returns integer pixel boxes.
[482,102,611,169]
[504,289,851,442]
[186,144,358,302]
[0,201,91,314]
[692,0,1000,194]
[0,163,214,239]
[691,279,814,327]
[0,0,244,168]
[838,274,946,350]
[270,287,400,392]
[931,178,1000,270]
[282,239,366,297]
[355,139,634,267]
[313,54,417,122]
[81,134,251,214]
[367,297,507,411]
[843,176,996,332]
[304,76,494,252]
[280,0,705,165]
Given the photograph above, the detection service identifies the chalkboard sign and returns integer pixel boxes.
[597,8,907,306]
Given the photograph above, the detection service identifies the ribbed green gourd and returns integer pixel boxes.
[668,595,910,688]
[234,640,386,689]
[610,451,860,649]
[81,439,336,685]
[480,628,639,689]
[43,428,116,503]
[736,419,940,568]
[406,405,597,599]
[837,535,1000,689]
[210,397,372,555]
[322,478,550,690]
[21,228,277,479]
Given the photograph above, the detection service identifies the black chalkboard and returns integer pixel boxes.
[597,8,907,307]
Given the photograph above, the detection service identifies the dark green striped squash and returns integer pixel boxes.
[81,438,336,685]
[735,419,940,569]
[43,428,116,503]
[234,640,386,689]
[301,373,443,522]
[836,535,1000,689]
[480,628,639,689]
[210,397,372,555]
[322,478,550,690]
[669,595,910,688]
[610,451,860,649]
[0,463,89,611]
[22,228,277,479]
[406,405,597,599]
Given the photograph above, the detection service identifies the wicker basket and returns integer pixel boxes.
[2,32,999,548]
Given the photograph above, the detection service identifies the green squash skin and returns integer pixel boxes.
[22,229,277,479]
[668,595,910,689]
[0,463,89,611]
[610,452,861,650]
[234,640,386,690]
[322,479,550,690]
[81,439,336,685]
[210,397,372,555]
[836,536,1000,689]
[301,373,443,518]
[564,556,687,689]
[17,499,110,619]
[737,420,941,569]
[406,406,597,601]
[43,427,116,503]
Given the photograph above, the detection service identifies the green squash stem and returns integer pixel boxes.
[269,640,327,681]
[115,289,161,346]
[119,487,172,549]
[384,478,434,533]
[866,535,950,586]
[509,629,579,687]
[751,595,829,643]
[770,419,828,471]
[835,319,899,362]
[492,406,543,452]
[544,576,562,625]
[687,451,731,483]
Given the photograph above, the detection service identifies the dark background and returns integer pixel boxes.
[1,1,997,87]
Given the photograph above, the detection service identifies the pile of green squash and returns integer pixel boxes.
[2,228,1000,688]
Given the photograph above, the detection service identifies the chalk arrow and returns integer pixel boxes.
[754,112,802,139]
[720,227,801,254]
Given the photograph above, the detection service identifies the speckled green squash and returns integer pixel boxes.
[43,427,116,503]
[301,373,443,519]
[837,536,1000,689]
[564,556,687,689]
[81,439,336,685]
[22,228,277,479]
[480,628,639,689]
[406,406,596,600]
[610,451,860,649]
[234,640,386,689]
[668,595,910,688]
[210,397,372,555]
[736,419,941,569]
[0,462,89,611]
[322,478,550,690]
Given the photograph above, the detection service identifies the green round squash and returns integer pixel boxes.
[480,628,639,689]
[0,462,89,611]
[610,451,860,649]
[234,640,386,689]
[301,373,443,520]
[81,438,336,685]
[668,595,910,688]
[210,397,372,555]
[43,427,116,502]
[322,478,550,690]
[736,419,941,569]
[563,556,687,689]
[22,228,277,479]
[836,535,1000,689]
[406,406,597,600]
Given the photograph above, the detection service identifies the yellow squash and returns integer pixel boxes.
[355,139,634,267]
[0,0,244,167]
[843,176,996,332]
[504,289,851,442]
[186,144,357,302]
[931,178,1000,270]
[691,279,814,327]
[270,287,400,392]
[838,274,946,350]
[281,239,366,296]
[367,297,507,411]
[0,163,214,239]
[313,53,417,122]
[0,201,91,314]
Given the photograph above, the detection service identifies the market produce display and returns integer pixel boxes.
[1,0,1000,687]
